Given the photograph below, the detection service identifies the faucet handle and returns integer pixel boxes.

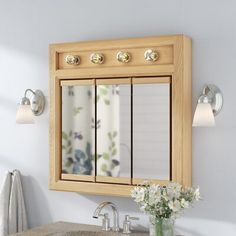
[128,215,139,221]
[123,215,139,234]
[99,213,111,231]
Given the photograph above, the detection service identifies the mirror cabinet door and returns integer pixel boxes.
[132,77,171,184]
[59,77,170,185]
[61,80,95,181]
[96,79,131,184]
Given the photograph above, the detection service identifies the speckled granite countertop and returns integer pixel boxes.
[10,222,148,236]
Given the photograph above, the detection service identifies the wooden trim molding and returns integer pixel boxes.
[96,176,131,185]
[96,78,131,85]
[132,76,171,84]
[60,79,95,86]
[61,174,95,182]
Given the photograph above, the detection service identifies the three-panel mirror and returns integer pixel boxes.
[61,77,170,184]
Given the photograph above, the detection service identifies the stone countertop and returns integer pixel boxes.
[10,222,148,236]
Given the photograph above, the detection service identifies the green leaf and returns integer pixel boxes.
[73,107,83,115]
[111,163,115,169]
[67,140,71,146]
[104,99,110,105]
[65,160,73,168]
[62,132,68,140]
[86,142,92,158]
[65,162,71,168]
[67,147,72,154]
[65,158,73,167]
[111,148,117,156]
[113,131,118,138]
[111,141,115,148]
[111,159,120,169]
[108,132,112,140]
[103,153,110,160]
[62,145,66,150]
[112,159,120,166]
[101,164,107,172]
[69,130,73,137]
[100,87,108,95]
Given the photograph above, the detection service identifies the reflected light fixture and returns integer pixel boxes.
[193,84,223,127]
[16,89,45,124]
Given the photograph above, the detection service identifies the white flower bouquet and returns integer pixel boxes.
[131,182,200,219]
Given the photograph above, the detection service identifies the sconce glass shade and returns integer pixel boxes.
[16,104,35,124]
[192,103,215,127]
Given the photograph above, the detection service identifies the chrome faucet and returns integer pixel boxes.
[93,201,119,232]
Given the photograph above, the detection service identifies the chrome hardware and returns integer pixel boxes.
[65,55,80,65]
[116,51,131,63]
[144,49,159,62]
[90,53,105,64]
[20,89,45,116]
[93,201,119,232]
[122,215,139,234]
[198,84,223,116]
[99,213,110,231]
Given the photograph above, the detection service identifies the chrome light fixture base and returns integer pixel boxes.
[200,84,223,116]
[20,89,45,116]
[30,90,45,116]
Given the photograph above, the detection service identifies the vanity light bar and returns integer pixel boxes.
[65,49,159,65]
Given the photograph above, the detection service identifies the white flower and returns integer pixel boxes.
[168,200,181,212]
[167,182,182,199]
[193,187,201,201]
[131,182,200,219]
[140,203,147,212]
[180,198,189,208]
[131,187,146,203]
[161,190,169,201]
[148,184,161,205]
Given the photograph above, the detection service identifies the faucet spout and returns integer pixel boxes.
[92,201,119,232]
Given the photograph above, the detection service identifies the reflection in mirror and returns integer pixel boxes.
[61,84,95,176]
[96,84,131,178]
[133,83,170,180]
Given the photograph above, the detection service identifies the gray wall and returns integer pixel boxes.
[0,0,236,235]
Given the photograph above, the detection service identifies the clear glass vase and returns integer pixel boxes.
[149,216,175,236]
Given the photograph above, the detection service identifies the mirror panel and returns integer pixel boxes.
[96,81,131,181]
[61,82,95,178]
[133,82,170,181]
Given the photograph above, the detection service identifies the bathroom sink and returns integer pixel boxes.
[48,231,119,236]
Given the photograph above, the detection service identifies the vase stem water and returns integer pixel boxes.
[149,216,174,236]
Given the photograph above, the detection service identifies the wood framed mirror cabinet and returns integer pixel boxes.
[49,35,192,197]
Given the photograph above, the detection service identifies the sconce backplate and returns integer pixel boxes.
[31,90,45,116]
[202,84,223,116]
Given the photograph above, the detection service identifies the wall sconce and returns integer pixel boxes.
[193,84,223,127]
[16,89,45,124]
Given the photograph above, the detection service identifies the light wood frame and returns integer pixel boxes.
[49,35,192,197]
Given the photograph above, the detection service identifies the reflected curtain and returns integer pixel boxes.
[62,85,120,177]
[97,85,120,177]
